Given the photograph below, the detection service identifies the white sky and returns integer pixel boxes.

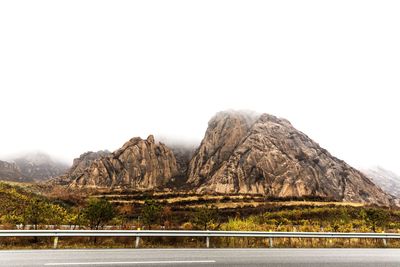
[0,1,399,173]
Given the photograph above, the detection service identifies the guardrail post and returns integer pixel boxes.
[53,236,59,249]
[135,236,140,248]
[268,230,273,248]
[135,228,141,248]
[206,230,210,248]
[382,231,387,247]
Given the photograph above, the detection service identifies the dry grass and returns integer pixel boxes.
[1,236,399,250]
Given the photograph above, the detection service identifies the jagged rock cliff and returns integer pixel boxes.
[187,111,392,205]
[187,111,258,185]
[69,135,178,190]
[53,150,111,185]
[68,150,111,180]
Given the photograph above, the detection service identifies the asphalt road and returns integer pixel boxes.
[1,249,400,267]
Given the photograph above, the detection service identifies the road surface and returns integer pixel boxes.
[1,248,400,267]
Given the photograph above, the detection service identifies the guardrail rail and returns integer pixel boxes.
[1,230,399,249]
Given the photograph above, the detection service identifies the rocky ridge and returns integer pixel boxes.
[67,150,112,180]
[53,150,111,186]
[60,110,394,206]
[69,135,178,190]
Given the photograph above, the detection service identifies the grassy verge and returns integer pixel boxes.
[1,236,399,250]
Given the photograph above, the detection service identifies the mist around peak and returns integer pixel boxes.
[362,166,400,198]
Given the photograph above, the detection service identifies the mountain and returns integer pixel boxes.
[11,153,69,181]
[67,150,112,180]
[362,167,400,198]
[68,135,178,190]
[187,111,392,205]
[53,150,111,185]
[60,110,393,206]
[0,160,23,182]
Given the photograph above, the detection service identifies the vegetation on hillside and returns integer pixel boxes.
[1,182,400,249]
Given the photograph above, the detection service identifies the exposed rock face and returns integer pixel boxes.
[187,111,392,205]
[187,111,258,186]
[12,153,69,181]
[57,110,393,206]
[52,150,111,185]
[69,135,178,190]
[0,160,23,182]
[68,150,111,180]
[362,167,400,198]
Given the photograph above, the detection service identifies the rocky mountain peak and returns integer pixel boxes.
[187,110,392,206]
[69,135,178,190]
[257,113,293,127]
[56,110,394,206]
[186,111,259,185]
[147,134,155,144]
[67,150,111,180]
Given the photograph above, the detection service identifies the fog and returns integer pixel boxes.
[0,1,399,173]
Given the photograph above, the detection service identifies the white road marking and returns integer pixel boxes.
[44,260,216,265]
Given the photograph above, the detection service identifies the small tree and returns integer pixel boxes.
[83,198,115,230]
[23,198,50,230]
[65,207,85,230]
[161,206,173,229]
[362,208,389,232]
[141,200,161,230]
[48,204,68,228]
[193,204,219,230]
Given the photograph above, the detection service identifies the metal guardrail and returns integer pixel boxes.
[1,230,399,249]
